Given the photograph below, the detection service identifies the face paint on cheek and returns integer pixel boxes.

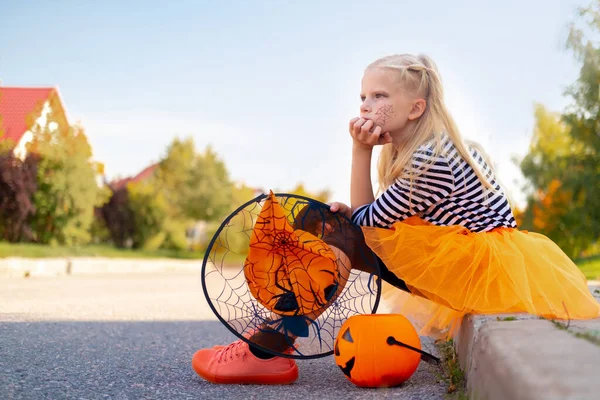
[374,105,396,128]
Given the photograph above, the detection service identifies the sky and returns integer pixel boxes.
[0,0,588,207]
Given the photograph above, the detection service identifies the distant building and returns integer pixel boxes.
[0,86,68,159]
[0,85,109,187]
[109,163,158,191]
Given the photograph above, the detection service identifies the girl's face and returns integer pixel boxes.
[359,68,425,138]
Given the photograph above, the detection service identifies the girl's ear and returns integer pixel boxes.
[408,99,427,120]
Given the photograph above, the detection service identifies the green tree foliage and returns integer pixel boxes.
[127,178,170,249]
[232,183,257,206]
[0,140,15,155]
[155,137,195,220]
[517,105,584,256]
[288,182,331,203]
[156,138,233,222]
[518,2,600,257]
[562,2,600,247]
[152,137,234,251]
[28,120,110,245]
[101,137,235,251]
[184,146,233,222]
[203,183,259,255]
[0,91,15,155]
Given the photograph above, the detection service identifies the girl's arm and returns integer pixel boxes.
[348,117,393,213]
[351,149,454,228]
[350,145,375,212]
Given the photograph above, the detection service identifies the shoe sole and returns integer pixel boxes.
[192,362,299,385]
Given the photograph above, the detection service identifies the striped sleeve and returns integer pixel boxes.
[351,151,454,228]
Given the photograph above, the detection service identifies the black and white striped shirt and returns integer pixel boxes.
[351,136,517,232]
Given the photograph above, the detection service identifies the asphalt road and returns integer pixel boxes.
[0,273,449,400]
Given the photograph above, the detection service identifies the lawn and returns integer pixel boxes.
[1,241,599,280]
[576,254,600,281]
[0,242,205,260]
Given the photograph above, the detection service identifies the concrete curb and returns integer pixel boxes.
[0,257,202,278]
[455,286,600,400]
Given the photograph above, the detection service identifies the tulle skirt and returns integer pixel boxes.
[361,216,600,339]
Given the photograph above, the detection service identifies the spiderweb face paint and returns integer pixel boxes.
[374,105,396,129]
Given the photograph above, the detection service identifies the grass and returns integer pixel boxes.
[436,339,468,399]
[575,254,600,281]
[572,330,600,346]
[549,319,600,347]
[2,241,600,278]
[0,241,206,260]
[496,316,517,321]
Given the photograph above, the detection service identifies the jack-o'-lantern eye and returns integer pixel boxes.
[341,327,354,342]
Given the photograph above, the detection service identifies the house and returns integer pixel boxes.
[0,86,68,159]
[109,163,158,191]
[0,85,108,187]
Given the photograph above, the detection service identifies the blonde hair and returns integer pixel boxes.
[367,54,495,195]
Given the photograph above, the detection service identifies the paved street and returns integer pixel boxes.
[0,273,449,400]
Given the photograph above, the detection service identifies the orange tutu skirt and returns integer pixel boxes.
[361,216,600,339]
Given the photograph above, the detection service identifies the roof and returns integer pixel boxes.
[0,87,56,144]
[110,163,158,190]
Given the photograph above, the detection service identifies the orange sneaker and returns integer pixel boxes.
[192,339,299,385]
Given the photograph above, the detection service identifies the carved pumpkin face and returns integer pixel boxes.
[244,191,340,316]
[334,314,422,388]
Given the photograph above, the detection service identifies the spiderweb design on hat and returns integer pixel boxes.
[201,191,382,359]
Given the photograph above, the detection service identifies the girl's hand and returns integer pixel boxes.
[314,202,352,235]
[349,117,393,150]
[329,202,352,219]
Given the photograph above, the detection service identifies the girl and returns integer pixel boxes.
[192,53,600,385]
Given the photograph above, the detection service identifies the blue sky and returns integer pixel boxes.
[0,0,588,206]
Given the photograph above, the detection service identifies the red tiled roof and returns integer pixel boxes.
[0,87,56,144]
[110,163,158,190]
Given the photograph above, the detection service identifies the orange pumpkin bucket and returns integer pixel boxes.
[334,314,439,387]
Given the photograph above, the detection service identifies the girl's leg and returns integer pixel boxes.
[291,202,412,291]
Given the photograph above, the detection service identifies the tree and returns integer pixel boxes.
[156,138,233,223]
[0,91,15,155]
[517,2,600,257]
[99,186,135,248]
[288,183,331,203]
[28,119,110,245]
[154,137,195,220]
[519,104,590,257]
[98,137,235,250]
[562,1,600,247]
[127,178,170,249]
[232,182,257,206]
[202,182,259,254]
[183,146,233,222]
[0,153,39,242]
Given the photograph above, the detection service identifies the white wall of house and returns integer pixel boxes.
[13,130,33,160]
[13,100,54,160]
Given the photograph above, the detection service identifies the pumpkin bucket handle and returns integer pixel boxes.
[387,336,440,365]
